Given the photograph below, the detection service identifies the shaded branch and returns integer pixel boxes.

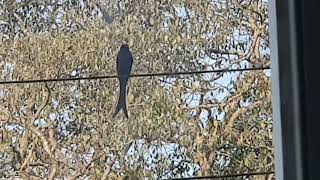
[225,100,264,131]
[206,48,245,57]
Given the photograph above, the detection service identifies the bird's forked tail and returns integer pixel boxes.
[112,78,128,118]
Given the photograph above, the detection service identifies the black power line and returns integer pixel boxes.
[162,171,275,180]
[0,67,270,85]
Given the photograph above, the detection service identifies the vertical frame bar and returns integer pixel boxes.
[269,0,306,179]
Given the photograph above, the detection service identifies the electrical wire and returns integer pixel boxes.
[161,171,275,180]
[0,66,270,85]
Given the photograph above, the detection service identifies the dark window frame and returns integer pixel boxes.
[270,0,320,179]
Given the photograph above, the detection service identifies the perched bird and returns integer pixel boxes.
[112,44,133,118]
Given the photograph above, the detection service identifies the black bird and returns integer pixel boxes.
[112,44,133,118]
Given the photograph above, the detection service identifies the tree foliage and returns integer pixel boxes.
[0,0,273,179]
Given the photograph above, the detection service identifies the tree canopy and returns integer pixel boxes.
[0,0,273,179]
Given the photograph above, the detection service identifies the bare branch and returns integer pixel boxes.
[48,162,57,180]
[33,83,51,121]
[19,143,34,170]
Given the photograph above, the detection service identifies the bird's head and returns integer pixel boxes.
[120,44,129,50]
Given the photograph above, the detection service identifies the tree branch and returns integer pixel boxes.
[225,100,264,131]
